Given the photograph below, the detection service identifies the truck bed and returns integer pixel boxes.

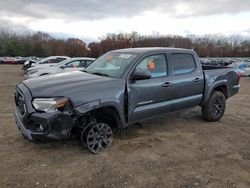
[202,65,231,70]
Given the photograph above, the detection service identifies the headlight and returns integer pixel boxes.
[32,97,69,113]
[26,69,38,75]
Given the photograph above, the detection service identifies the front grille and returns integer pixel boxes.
[15,89,26,115]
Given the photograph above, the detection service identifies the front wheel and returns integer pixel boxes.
[202,91,226,122]
[83,122,113,154]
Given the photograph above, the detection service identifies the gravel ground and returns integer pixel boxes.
[0,65,249,188]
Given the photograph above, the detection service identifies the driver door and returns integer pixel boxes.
[127,53,173,123]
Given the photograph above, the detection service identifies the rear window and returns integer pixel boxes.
[171,53,196,75]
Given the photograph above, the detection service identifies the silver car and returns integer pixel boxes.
[23,56,69,71]
[24,57,95,79]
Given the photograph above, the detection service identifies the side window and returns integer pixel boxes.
[171,53,196,75]
[49,59,57,63]
[41,59,55,64]
[55,58,66,63]
[136,54,167,78]
[85,60,93,67]
[65,60,81,68]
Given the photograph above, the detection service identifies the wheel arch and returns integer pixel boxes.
[75,101,127,129]
[213,85,228,99]
[89,106,124,129]
[202,80,228,105]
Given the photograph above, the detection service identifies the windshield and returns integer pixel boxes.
[85,52,137,78]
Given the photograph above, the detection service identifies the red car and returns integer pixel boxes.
[3,57,17,64]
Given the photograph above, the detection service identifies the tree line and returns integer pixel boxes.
[1,30,250,58]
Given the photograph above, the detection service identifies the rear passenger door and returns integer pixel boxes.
[167,53,204,110]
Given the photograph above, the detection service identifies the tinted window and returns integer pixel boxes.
[40,58,66,64]
[40,59,55,64]
[136,54,167,78]
[55,58,67,63]
[171,53,196,75]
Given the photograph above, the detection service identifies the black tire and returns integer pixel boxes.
[202,91,226,122]
[83,122,113,154]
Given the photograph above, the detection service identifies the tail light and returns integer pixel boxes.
[237,72,241,81]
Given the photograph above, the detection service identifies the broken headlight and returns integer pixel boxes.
[32,97,72,113]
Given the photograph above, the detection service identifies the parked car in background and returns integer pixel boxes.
[14,48,240,153]
[235,63,250,77]
[22,57,42,70]
[15,57,32,64]
[0,57,4,64]
[24,57,95,79]
[245,64,250,76]
[3,57,17,64]
[23,56,69,71]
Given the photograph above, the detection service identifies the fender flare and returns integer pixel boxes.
[202,80,228,105]
[75,100,127,128]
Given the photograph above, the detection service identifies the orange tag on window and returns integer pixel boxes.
[149,61,155,70]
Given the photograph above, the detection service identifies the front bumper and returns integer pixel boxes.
[14,83,75,142]
[15,109,37,141]
[15,109,74,142]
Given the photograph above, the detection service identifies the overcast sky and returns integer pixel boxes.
[0,0,250,41]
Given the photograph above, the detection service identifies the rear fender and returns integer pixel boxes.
[202,79,228,105]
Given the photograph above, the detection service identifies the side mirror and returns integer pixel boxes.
[60,65,65,69]
[131,69,151,80]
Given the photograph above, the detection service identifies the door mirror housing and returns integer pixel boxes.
[131,70,151,80]
[60,65,65,69]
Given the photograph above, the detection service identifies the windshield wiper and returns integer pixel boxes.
[91,72,110,77]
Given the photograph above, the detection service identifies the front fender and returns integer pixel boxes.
[74,100,127,128]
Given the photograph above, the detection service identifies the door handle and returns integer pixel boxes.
[193,78,201,82]
[162,82,171,87]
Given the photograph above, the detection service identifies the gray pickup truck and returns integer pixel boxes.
[14,48,240,153]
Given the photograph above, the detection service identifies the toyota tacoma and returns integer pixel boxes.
[14,48,240,153]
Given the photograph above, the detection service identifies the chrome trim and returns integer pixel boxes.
[233,85,240,89]
[137,100,153,105]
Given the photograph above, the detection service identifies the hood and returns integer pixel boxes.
[22,71,125,106]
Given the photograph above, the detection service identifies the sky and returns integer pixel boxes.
[0,0,250,41]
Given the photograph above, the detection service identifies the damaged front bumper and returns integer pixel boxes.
[15,109,74,142]
[14,83,75,142]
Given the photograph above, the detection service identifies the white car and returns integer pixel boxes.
[23,56,69,71]
[24,57,95,79]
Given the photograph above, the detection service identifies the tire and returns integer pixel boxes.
[202,91,226,122]
[83,122,113,154]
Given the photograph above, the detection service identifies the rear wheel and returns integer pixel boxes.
[202,91,226,122]
[83,122,113,154]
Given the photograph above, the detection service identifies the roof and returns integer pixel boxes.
[111,47,194,54]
